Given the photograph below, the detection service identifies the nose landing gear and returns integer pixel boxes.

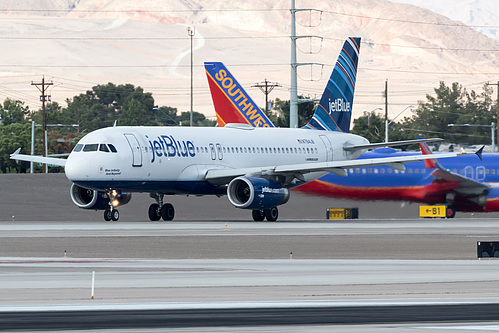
[149,193,175,221]
[104,189,120,221]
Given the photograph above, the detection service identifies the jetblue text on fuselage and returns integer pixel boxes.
[147,135,196,163]
[328,98,350,114]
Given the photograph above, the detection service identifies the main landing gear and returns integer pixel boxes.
[148,193,175,221]
[252,207,279,222]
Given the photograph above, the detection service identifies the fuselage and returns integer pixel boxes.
[296,147,499,212]
[65,125,368,195]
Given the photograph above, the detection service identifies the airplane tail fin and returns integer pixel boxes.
[417,136,444,170]
[204,62,274,128]
[303,37,361,133]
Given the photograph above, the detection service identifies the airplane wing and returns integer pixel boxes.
[10,149,67,167]
[414,139,488,197]
[205,151,474,185]
[430,168,488,196]
[343,138,443,151]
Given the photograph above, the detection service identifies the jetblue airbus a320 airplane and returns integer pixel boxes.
[11,38,470,221]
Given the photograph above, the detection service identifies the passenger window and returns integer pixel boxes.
[73,144,83,152]
[83,144,98,152]
[108,144,117,153]
[99,144,109,152]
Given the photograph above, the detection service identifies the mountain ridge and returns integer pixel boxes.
[0,0,497,120]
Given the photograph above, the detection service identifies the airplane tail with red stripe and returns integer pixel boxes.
[303,37,361,133]
[204,62,274,128]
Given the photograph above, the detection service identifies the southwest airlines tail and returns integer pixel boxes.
[204,62,274,128]
[303,37,361,133]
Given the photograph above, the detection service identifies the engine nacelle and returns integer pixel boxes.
[227,176,290,210]
[70,184,132,210]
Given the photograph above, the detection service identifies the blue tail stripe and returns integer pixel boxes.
[303,37,360,133]
[338,55,357,88]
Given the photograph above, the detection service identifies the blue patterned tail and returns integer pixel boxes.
[303,37,361,132]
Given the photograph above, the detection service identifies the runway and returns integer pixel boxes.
[3,174,499,331]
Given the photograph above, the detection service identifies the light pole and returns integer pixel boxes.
[448,122,496,153]
[385,105,414,142]
[187,26,195,127]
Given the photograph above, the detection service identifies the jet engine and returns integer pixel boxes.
[227,176,290,210]
[70,184,131,210]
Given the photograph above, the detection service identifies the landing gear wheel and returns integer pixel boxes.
[111,209,119,221]
[264,207,279,222]
[104,209,112,221]
[252,210,265,221]
[446,205,456,218]
[160,203,175,221]
[148,203,161,221]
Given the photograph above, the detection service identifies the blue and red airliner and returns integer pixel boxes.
[204,44,494,218]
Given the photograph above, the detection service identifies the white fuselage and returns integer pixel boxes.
[65,125,368,195]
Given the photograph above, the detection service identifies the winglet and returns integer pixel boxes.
[475,146,484,161]
[10,148,21,157]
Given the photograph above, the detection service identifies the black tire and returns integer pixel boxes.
[148,203,161,221]
[111,209,120,221]
[104,209,112,221]
[161,203,175,221]
[252,210,265,221]
[446,205,456,218]
[264,207,279,222]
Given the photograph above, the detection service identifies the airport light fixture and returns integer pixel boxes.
[448,122,496,153]
[385,105,414,142]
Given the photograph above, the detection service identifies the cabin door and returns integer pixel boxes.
[124,133,143,167]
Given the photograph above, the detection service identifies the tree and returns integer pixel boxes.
[351,111,385,143]
[401,82,496,145]
[0,123,31,173]
[271,96,316,127]
[0,99,30,125]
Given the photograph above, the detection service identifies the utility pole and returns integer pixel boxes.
[384,80,389,142]
[487,81,499,152]
[252,79,281,115]
[32,77,53,173]
[290,0,298,128]
[188,26,195,127]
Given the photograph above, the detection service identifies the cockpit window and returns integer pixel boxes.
[108,144,118,153]
[82,144,98,152]
[99,144,109,152]
[73,144,83,152]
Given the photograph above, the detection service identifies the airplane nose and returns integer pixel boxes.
[65,154,92,180]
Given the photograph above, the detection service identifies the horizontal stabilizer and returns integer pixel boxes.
[343,138,444,151]
[10,149,67,167]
